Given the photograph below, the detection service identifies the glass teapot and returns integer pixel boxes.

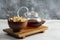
[17,6,45,27]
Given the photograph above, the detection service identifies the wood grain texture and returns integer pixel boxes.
[3,25,48,39]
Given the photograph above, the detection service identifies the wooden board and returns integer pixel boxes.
[3,25,48,39]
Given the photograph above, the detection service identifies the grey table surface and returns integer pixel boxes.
[0,19,60,40]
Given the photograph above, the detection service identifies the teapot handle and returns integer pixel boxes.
[17,6,29,17]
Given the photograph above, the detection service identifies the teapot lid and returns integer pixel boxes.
[30,8,39,18]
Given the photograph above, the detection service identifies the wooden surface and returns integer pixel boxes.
[3,25,48,39]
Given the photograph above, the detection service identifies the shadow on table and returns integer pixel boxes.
[0,33,23,40]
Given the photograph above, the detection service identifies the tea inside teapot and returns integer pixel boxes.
[27,18,42,27]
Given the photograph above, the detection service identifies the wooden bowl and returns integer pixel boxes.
[8,17,28,32]
[8,20,27,32]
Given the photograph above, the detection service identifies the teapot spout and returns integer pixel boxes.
[41,20,45,25]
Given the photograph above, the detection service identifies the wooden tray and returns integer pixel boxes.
[3,25,48,39]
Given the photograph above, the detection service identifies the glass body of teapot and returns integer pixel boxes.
[24,7,44,27]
